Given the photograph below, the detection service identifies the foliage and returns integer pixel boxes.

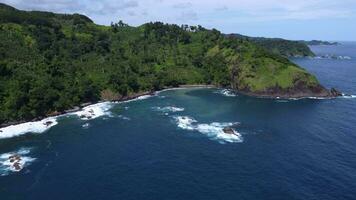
[0,3,321,124]
[228,34,315,57]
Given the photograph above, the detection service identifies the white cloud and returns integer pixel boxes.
[178,10,198,21]
[172,2,192,9]
[2,0,356,36]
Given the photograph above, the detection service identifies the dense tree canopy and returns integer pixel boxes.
[228,34,315,57]
[0,3,323,124]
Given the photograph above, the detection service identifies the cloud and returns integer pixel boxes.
[3,0,355,22]
[85,0,139,15]
[2,0,81,12]
[172,2,192,9]
[215,6,228,12]
[178,10,198,21]
[2,0,356,40]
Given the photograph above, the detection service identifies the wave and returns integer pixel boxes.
[82,123,90,128]
[152,106,185,113]
[308,94,356,100]
[311,55,352,60]
[119,95,154,104]
[216,89,237,97]
[340,94,356,99]
[276,100,290,103]
[137,95,152,100]
[308,97,332,100]
[0,95,156,139]
[0,117,58,140]
[173,116,243,144]
[117,115,131,120]
[73,102,113,120]
[0,102,114,139]
[0,148,36,176]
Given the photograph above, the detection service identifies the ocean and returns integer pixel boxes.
[0,42,356,200]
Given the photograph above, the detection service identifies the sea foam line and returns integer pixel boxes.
[72,102,114,120]
[0,94,156,139]
[0,102,114,139]
[152,106,185,113]
[0,117,58,140]
[173,116,243,144]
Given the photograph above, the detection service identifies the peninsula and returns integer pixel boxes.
[0,3,340,126]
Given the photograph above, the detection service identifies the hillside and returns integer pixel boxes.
[227,34,315,57]
[0,3,334,125]
[302,40,339,46]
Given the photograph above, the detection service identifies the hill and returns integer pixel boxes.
[227,34,315,57]
[0,3,335,125]
[302,40,339,46]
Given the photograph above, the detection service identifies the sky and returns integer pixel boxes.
[2,0,356,41]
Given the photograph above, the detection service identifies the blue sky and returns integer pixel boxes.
[2,0,356,41]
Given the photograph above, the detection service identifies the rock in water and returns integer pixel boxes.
[44,121,53,126]
[8,154,23,171]
[223,127,237,135]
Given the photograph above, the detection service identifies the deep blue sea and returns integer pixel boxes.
[1,43,356,200]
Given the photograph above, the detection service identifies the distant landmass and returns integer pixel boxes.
[227,34,315,58]
[302,40,339,46]
[0,3,339,126]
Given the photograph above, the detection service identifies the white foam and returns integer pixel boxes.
[137,95,152,100]
[82,123,90,128]
[118,115,131,120]
[217,89,237,97]
[311,55,352,60]
[276,100,290,103]
[0,117,58,139]
[117,94,154,104]
[308,97,331,100]
[152,106,185,113]
[340,94,356,99]
[0,148,36,176]
[74,102,113,120]
[174,116,243,143]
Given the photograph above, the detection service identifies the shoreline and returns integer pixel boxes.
[0,84,345,131]
[0,85,215,129]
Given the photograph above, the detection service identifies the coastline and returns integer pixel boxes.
[0,85,215,130]
[0,84,344,133]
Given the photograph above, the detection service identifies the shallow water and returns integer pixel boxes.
[1,43,356,200]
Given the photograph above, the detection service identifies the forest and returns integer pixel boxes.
[0,3,324,124]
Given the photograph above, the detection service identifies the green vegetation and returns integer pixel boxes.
[228,34,315,57]
[0,3,326,124]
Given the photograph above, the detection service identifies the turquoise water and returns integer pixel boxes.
[0,43,356,199]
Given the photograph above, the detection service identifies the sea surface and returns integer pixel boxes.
[1,42,356,200]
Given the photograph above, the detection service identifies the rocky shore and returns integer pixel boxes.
[0,84,343,129]
[236,85,343,99]
[0,91,156,128]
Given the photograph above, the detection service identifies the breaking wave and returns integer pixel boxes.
[173,116,243,144]
[311,55,352,60]
[0,95,154,139]
[152,106,185,113]
[118,115,131,120]
[119,95,154,104]
[340,94,356,99]
[74,102,113,120]
[82,123,90,129]
[0,148,36,176]
[216,89,238,97]
[0,117,58,140]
